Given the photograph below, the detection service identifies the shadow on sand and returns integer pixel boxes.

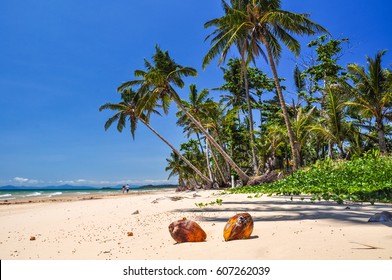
[171,198,392,227]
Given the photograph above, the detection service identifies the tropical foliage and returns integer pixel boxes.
[229,152,392,204]
[203,0,328,171]
[100,1,391,197]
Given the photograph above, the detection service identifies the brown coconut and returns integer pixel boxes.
[223,213,254,241]
[168,218,207,243]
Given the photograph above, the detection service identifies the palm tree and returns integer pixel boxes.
[264,123,286,171]
[176,84,212,154]
[176,85,218,182]
[309,85,352,158]
[346,50,392,154]
[203,0,328,170]
[219,59,257,117]
[118,46,250,184]
[99,89,213,185]
[165,152,188,188]
[203,1,261,174]
[291,106,316,163]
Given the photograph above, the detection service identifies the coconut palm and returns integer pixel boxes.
[118,46,250,184]
[176,84,212,153]
[203,1,261,174]
[176,85,219,182]
[309,85,351,158]
[218,58,275,129]
[99,89,213,185]
[346,50,392,154]
[291,106,316,163]
[165,152,188,188]
[203,0,328,170]
[264,123,286,171]
[219,59,257,117]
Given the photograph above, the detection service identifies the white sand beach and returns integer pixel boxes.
[0,189,391,260]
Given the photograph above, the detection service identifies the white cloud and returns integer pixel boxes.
[11,177,42,185]
[13,177,30,183]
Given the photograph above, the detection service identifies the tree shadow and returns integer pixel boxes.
[172,199,392,227]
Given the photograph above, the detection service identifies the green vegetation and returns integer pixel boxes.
[230,152,392,204]
[195,199,223,208]
[101,1,391,196]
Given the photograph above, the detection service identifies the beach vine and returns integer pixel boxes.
[230,152,392,204]
[195,199,223,208]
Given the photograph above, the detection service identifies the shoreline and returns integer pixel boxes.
[1,189,391,260]
[0,188,174,205]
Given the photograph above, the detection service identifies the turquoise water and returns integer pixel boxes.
[0,187,173,201]
[0,189,118,201]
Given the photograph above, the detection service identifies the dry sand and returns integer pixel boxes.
[0,189,391,260]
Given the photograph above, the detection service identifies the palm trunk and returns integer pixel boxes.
[205,134,213,181]
[173,97,250,184]
[338,141,345,158]
[376,118,387,154]
[265,42,300,171]
[196,132,205,154]
[328,140,333,159]
[241,56,259,175]
[210,145,226,184]
[140,118,213,185]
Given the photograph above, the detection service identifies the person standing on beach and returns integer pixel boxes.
[122,185,126,194]
[125,184,130,193]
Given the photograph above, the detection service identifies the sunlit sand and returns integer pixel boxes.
[0,189,391,260]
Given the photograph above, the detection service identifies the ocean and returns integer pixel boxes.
[0,186,176,201]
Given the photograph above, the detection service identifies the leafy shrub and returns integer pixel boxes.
[230,154,392,204]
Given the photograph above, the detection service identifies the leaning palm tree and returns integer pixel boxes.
[203,0,328,170]
[346,50,392,154]
[176,85,219,182]
[99,89,213,185]
[176,84,212,153]
[118,46,250,184]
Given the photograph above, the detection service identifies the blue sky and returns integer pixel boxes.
[1,0,391,187]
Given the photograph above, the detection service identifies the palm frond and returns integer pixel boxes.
[273,24,301,56]
[117,80,143,92]
[104,113,121,131]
